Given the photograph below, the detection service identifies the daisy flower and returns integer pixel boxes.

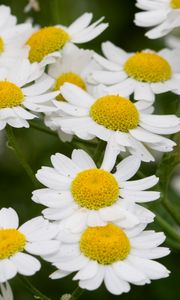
[26,13,108,65]
[0,282,13,300]
[32,147,159,229]
[49,222,170,295]
[0,59,59,130]
[48,82,180,162]
[134,0,180,39]
[44,43,96,141]
[91,41,180,103]
[0,207,60,283]
[0,5,32,67]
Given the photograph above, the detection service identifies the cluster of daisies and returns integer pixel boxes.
[0,1,180,299]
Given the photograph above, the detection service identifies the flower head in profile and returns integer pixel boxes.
[0,59,59,130]
[0,208,59,283]
[33,147,159,230]
[0,282,13,300]
[0,5,32,67]
[47,82,179,162]
[49,222,170,296]
[91,41,180,103]
[134,0,180,39]
[26,13,108,65]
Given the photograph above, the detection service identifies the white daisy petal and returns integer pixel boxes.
[42,204,77,221]
[128,256,170,279]
[67,13,93,35]
[55,255,88,272]
[51,153,81,177]
[32,189,73,208]
[134,83,155,102]
[102,41,129,64]
[10,253,41,276]
[50,269,71,279]
[73,260,99,280]
[121,190,160,202]
[104,266,130,295]
[79,265,105,290]
[93,53,122,71]
[92,70,127,85]
[22,74,54,96]
[100,136,120,172]
[131,232,166,249]
[129,127,164,144]
[114,155,141,182]
[131,247,170,259]
[25,240,60,256]
[140,114,180,128]
[87,211,107,227]
[0,260,17,283]
[0,208,19,229]
[71,149,96,169]
[60,83,94,108]
[113,261,149,285]
[120,175,159,191]
[36,167,71,191]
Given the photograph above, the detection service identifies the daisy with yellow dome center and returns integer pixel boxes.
[50,82,179,162]
[48,221,170,296]
[32,147,159,230]
[91,41,180,103]
[44,43,97,142]
[0,59,59,130]
[26,12,108,65]
[134,0,180,39]
[0,5,32,68]
[0,207,59,283]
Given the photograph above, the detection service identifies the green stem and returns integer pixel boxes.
[162,197,180,226]
[69,287,84,300]
[166,237,180,251]
[19,276,52,300]
[6,126,39,188]
[155,213,180,243]
[93,140,106,167]
[30,121,58,137]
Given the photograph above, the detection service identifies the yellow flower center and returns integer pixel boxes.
[54,72,86,101]
[0,229,26,259]
[80,224,131,264]
[90,95,139,132]
[71,169,119,210]
[0,37,4,54]
[0,81,24,109]
[171,0,180,8]
[124,52,172,83]
[27,27,70,63]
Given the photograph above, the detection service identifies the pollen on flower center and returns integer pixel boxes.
[71,169,119,210]
[90,95,139,132]
[80,224,131,264]
[27,27,70,63]
[0,81,24,109]
[124,51,172,83]
[0,37,4,54]
[54,72,87,101]
[0,229,26,259]
[171,0,180,8]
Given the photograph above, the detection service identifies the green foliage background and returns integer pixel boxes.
[0,0,179,299]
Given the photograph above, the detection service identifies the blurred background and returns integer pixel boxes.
[0,0,180,299]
